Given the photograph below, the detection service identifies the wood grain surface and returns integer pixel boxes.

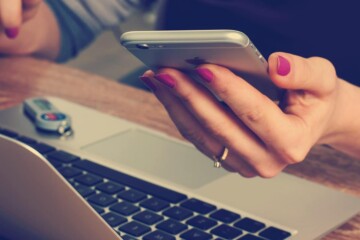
[0,57,359,240]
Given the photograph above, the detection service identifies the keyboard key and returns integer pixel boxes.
[140,197,170,212]
[234,218,265,233]
[48,159,63,168]
[87,193,117,207]
[210,209,240,223]
[117,189,147,203]
[58,166,83,178]
[143,230,175,240]
[0,129,18,138]
[163,206,193,221]
[238,234,266,240]
[186,215,217,230]
[119,221,151,237]
[259,227,291,240]
[180,198,216,214]
[102,212,127,227]
[96,182,125,194]
[73,184,95,197]
[90,204,104,214]
[73,160,187,203]
[133,210,163,225]
[46,151,80,163]
[17,136,37,144]
[110,202,140,216]
[180,228,213,240]
[156,219,188,235]
[210,224,242,239]
[121,235,137,240]
[74,174,103,186]
[29,143,56,154]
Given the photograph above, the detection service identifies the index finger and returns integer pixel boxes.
[0,0,22,37]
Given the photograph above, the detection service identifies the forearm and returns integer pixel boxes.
[0,2,60,60]
[323,79,360,158]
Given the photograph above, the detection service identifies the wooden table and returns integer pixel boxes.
[0,57,359,240]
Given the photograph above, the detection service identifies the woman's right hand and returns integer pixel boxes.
[0,0,43,39]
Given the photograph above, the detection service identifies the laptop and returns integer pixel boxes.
[0,97,359,240]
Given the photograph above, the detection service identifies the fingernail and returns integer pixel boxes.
[277,55,291,76]
[5,28,19,39]
[139,76,157,91]
[154,74,176,88]
[196,68,214,83]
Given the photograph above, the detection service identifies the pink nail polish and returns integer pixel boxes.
[5,28,19,39]
[154,74,176,88]
[277,55,291,76]
[196,68,214,83]
[139,76,157,91]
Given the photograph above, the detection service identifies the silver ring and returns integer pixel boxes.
[212,147,229,168]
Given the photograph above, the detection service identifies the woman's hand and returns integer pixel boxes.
[0,0,60,59]
[140,52,356,178]
[0,0,43,38]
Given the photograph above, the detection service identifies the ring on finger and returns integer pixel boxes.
[213,147,229,168]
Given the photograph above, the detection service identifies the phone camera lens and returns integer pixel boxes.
[136,44,149,50]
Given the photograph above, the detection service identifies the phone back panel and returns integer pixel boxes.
[120,30,282,100]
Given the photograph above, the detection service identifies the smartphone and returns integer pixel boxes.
[119,30,281,100]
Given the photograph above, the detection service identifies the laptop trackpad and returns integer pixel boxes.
[82,129,227,188]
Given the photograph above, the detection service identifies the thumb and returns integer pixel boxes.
[268,52,337,96]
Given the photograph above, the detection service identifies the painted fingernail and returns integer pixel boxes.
[4,28,19,39]
[154,73,176,88]
[139,76,157,91]
[196,68,214,83]
[277,55,291,76]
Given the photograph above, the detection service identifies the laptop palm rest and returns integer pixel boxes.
[82,129,228,189]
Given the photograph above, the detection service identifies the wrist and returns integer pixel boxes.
[320,79,360,157]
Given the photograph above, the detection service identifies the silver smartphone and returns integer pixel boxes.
[119,30,281,100]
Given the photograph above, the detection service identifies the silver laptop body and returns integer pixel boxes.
[0,97,359,240]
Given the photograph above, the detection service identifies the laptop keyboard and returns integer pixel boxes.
[0,128,293,240]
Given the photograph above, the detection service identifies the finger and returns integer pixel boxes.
[268,52,337,96]
[22,7,39,22]
[194,64,295,150]
[223,151,258,178]
[23,0,42,9]
[152,69,285,177]
[140,73,249,175]
[139,73,228,163]
[0,0,22,38]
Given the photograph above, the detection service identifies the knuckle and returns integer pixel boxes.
[278,146,307,164]
[309,57,336,77]
[256,168,279,179]
[239,170,257,178]
[239,105,264,123]
[250,157,285,179]
[216,84,231,99]
[309,56,333,68]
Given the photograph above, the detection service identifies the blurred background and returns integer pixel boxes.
[66,4,159,88]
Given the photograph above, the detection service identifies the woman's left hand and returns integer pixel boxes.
[140,52,342,178]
